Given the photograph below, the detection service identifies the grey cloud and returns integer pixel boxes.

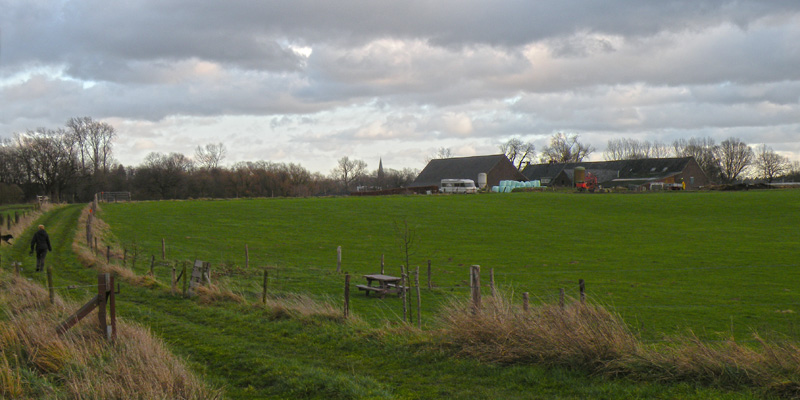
[3,0,800,167]
[5,1,799,68]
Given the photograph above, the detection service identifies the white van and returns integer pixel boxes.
[440,179,478,194]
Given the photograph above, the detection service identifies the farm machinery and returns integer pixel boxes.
[574,167,598,192]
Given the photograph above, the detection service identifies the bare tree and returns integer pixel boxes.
[136,152,195,199]
[394,218,417,323]
[66,117,116,175]
[499,138,536,170]
[0,138,25,185]
[14,128,79,201]
[604,138,672,161]
[425,147,453,163]
[673,137,721,182]
[753,144,790,183]
[435,147,452,159]
[540,133,594,163]
[715,137,753,183]
[785,161,800,182]
[604,138,640,160]
[194,142,227,170]
[650,141,672,158]
[331,156,367,191]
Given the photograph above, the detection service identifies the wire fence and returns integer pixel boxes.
[55,225,800,343]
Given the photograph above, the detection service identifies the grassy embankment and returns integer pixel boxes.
[0,205,220,399]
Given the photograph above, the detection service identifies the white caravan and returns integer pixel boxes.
[439,179,478,194]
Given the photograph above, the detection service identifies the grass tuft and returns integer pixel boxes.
[195,283,246,304]
[258,292,348,323]
[440,293,800,397]
[0,352,24,399]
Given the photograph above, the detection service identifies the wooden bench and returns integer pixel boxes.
[356,284,386,297]
[386,283,407,295]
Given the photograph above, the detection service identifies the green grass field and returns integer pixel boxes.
[4,191,799,399]
[98,190,800,342]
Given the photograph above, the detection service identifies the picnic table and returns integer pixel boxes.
[356,274,406,298]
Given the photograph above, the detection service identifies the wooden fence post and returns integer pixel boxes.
[98,274,108,337]
[171,265,177,295]
[86,212,93,247]
[559,288,565,308]
[149,255,155,276]
[427,260,432,290]
[14,262,20,276]
[336,246,342,273]
[245,244,249,269]
[470,265,481,314]
[47,266,54,304]
[161,238,166,260]
[415,266,421,328]
[109,274,116,341]
[490,267,496,297]
[105,246,110,263]
[182,264,188,297]
[262,268,268,304]
[380,254,384,275]
[344,273,351,318]
[55,275,115,340]
[579,279,585,304]
[523,292,529,312]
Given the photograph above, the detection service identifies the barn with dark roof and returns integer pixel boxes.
[521,157,710,190]
[411,154,527,189]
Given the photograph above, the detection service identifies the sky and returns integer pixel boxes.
[1,0,799,174]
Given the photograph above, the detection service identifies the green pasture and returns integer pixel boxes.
[3,193,794,399]
[98,190,800,342]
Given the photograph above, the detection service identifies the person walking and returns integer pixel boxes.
[30,224,52,272]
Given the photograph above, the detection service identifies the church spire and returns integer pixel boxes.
[377,158,385,186]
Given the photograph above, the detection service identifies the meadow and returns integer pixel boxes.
[3,190,799,399]
[99,190,800,342]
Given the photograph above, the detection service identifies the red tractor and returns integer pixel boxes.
[576,172,598,192]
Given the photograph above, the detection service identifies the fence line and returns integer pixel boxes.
[85,232,800,336]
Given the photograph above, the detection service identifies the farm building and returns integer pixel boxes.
[521,157,710,190]
[411,154,528,189]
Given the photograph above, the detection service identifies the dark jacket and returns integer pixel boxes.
[30,230,52,253]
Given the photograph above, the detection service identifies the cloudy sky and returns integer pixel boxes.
[1,0,799,173]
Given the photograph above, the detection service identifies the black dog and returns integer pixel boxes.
[1,234,12,244]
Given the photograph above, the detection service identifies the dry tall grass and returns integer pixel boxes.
[2,203,51,240]
[258,292,347,322]
[439,295,800,398]
[0,271,222,399]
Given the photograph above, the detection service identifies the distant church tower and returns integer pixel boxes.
[377,158,385,188]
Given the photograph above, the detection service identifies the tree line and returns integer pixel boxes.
[498,133,799,184]
[3,118,799,204]
[0,118,417,204]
